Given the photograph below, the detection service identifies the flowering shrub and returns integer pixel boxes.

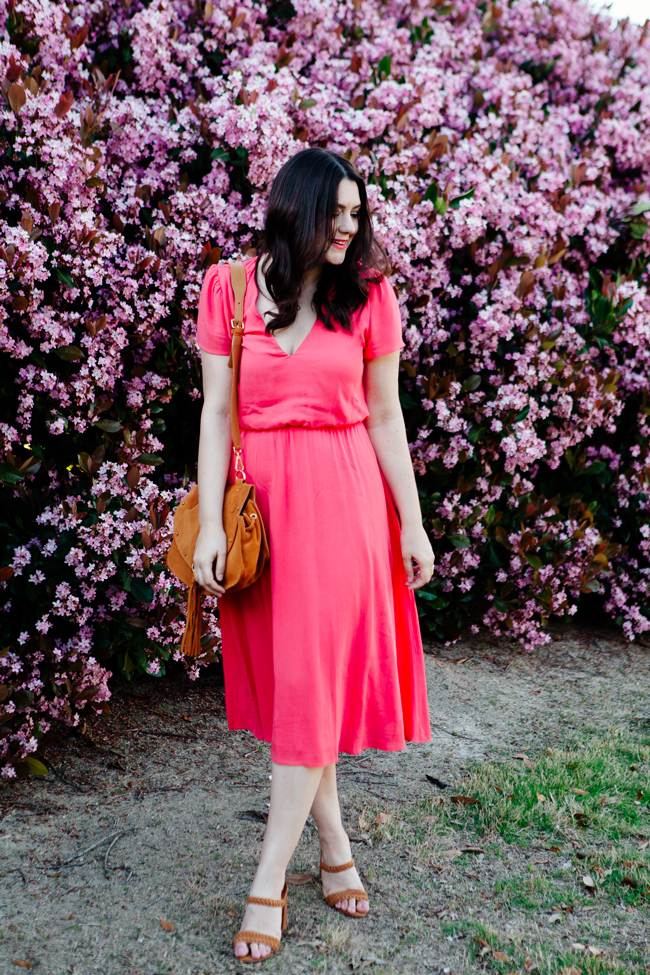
[1,0,650,777]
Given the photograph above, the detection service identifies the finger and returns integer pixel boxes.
[403,554,414,584]
[194,562,225,597]
[215,549,227,584]
[409,558,433,590]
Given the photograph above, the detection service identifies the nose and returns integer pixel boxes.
[337,211,357,235]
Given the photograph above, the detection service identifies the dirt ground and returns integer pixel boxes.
[1,624,649,975]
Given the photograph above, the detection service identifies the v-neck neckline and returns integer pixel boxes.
[251,258,319,358]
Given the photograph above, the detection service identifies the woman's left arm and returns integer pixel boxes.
[364,351,435,589]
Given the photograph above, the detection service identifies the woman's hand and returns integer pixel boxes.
[400,524,435,590]
[192,524,228,597]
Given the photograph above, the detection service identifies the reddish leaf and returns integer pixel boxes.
[7,84,26,115]
[54,91,74,118]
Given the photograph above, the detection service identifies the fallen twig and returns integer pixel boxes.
[431,723,483,743]
[104,830,129,877]
[8,867,27,886]
[50,826,136,868]
[131,728,198,742]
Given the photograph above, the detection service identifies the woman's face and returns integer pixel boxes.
[323,178,361,266]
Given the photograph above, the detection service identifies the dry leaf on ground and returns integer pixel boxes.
[582,875,596,893]
[287,873,313,885]
[372,811,392,825]
[536,793,547,802]
[513,752,534,768]
[160,919,174,931]
[492,949,511,962]
[548,912,563,924]
[11,963,32,970]
[587,946,604,957]
[441,849,462,860]
[450,795,481,806]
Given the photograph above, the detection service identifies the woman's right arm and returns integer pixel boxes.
[192,350,233,597]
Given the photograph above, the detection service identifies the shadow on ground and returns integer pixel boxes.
[1,623,649,974]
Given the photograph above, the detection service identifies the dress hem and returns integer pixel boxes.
[224,720,432,767]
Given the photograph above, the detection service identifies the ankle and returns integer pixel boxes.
[318,827,352,863]
[249,864,287,898]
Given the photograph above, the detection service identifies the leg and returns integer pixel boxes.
[235,762,324,960]
[310,764,369,916]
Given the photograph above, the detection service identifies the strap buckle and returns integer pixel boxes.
[233,446,246,481]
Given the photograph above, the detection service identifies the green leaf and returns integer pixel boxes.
[434,197,447,215]
[94,419,123,433]
[484,505,496,526]
[493,597,510,613]
[13,689,34,708]
[449,188,474,208]
[630,220,647,240]
[298,98,317,109]
[55,345,84,361]
[0,462,23,483]
[462,374,481,392]
[467,425,485,444]
[25,756,48,776]
[85,176,104,188]
[632,201,650,216]
[514,405,530,422]
[56,266,75,288]
[377,54,392,77]
[127,577,154,603]
[133,453,164,466]
[211,147,230,161]
[448,533,470,549]
[525,553,543,569]
[580,460,607,476]
[423,181,439,203]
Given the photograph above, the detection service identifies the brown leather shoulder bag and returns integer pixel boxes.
[167,260,270,656]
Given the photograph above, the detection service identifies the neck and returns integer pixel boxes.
[302,265,321,289]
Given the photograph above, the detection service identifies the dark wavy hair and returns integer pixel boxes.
[256,147,389,333]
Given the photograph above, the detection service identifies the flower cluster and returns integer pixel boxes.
[1,0,649,776]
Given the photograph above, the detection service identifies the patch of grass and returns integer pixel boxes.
[492,874,577,913]
[470,921,645,974]
[435,730,650,844]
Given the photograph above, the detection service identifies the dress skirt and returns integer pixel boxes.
[218,421,431,767]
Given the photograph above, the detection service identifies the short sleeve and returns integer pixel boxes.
[196,264,232,355]
[363,275,405,359]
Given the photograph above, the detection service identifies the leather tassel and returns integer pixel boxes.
[181,580,203,658]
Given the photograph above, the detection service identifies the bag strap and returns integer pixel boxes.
[227,260,247,479]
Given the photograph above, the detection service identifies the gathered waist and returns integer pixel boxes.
[240,421,365,433]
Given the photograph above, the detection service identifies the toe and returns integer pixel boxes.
[358,899,369,914]
[348,898,356,914]
[251,942,261,959]
[235,942,249,957]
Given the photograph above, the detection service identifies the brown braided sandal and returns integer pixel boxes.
[319,858,369,918]
[233,882,288,963]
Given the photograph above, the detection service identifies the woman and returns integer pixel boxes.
[194,147,433,963]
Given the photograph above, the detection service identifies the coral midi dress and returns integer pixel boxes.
[196,258,430,766]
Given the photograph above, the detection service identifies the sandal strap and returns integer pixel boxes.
[234,931,280,952]
[320,858,354,873]
[246,895,285,907]
[323,888,367,907]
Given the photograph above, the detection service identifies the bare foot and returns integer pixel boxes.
[319,833,369,916]
[234,882,286,961]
